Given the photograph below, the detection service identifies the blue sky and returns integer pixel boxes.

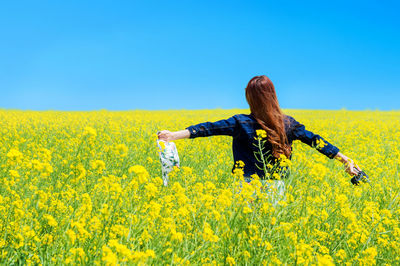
[0,0,399,110]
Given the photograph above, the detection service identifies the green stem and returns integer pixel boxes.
[257,139,268,177]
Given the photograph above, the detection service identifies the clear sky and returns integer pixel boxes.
[0,0,399,110]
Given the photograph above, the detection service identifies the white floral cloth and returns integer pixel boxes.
[156,139,180,186]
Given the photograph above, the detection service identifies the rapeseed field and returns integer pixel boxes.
[0,109,399,265]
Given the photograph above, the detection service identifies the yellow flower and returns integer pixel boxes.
[159,140,166,150]
[9,170,20,178]
[235,160,245,168]
[140,229,153,242]
[316,254,334,266]
[171,230,184,242]
[83,126,97,137]
[7,148,23,163]
[91,160,106,173]
[102,246,117,266]
[70,247,85,260]
[272,173,281,180]
[145,182,158,198]
[202,222,219,243]
[66,229,76,244]
[359,247,378,265]
[43,214,58,227]
[114,143,128,157]
[128,165,149,184]
[335,249,347,263]
[256,129,267,139]
[243,250,251,259]
[226,256,235,265]
[296,241,313,265]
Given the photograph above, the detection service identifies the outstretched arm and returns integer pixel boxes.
[289,117,340,159]
[289,116,361,176]
[158,115,239,141]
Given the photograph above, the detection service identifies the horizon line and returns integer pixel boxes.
[0,107,399,112]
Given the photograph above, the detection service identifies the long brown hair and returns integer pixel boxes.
[245,75,291,158]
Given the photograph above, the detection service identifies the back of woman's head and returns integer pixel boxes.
[245,75,291,158]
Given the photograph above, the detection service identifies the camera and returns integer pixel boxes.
[351,169,370,185]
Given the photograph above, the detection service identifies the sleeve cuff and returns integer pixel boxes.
[185,126,198,138]
[328,146,340,159]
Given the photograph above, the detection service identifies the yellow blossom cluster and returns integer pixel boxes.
[256,129,268,140]
[0,109,399,264]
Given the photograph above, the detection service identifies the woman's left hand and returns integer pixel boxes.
[157,130,174,142]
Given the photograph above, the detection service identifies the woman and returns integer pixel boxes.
[157,75,361,181]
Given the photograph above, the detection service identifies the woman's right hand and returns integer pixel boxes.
[334,152,361,176]
[344,159,362,176]
[157,130,174,142]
